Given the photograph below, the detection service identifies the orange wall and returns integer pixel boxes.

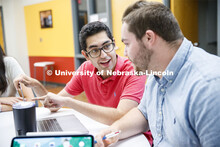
[29,56,74,84]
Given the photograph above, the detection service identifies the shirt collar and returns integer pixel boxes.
[155,38,193,85]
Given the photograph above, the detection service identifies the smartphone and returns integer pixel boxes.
[11,134,94,147]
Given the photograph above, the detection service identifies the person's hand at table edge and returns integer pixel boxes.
[95,127,120,147]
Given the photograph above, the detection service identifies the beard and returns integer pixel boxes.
[129,41,152,72]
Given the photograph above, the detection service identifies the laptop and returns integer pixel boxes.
[36,114,89,134]
[11,134,94,147]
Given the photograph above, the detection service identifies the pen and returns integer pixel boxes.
[94,130,121,144]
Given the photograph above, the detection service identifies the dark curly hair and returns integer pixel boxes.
[0,45,7,94]
[79,21,113,52]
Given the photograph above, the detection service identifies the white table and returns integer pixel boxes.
[0,107,150,147]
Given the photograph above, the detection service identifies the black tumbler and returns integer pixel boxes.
[12,101,37,136]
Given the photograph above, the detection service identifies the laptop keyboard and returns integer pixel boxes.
[37,118,63,132]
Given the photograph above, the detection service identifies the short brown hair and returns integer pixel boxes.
[122,1,183,42]
[122,0,150,19]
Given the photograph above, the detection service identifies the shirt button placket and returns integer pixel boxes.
[155,86,165,145]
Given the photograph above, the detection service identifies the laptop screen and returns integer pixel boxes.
[11,135,94,147]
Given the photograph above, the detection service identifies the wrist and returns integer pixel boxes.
[0,103,2,112]
[111,122,121,133]
[110,125,120,131]
[63,97,72,107]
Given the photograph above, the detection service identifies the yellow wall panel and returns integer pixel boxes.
[111,0,163,57]
[24,0,74,57]
[0,11,5,51]
[170,0,198,43]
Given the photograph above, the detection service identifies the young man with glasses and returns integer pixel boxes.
[14,21,147,127]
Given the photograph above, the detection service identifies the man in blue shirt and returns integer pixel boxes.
[95,1,220,147]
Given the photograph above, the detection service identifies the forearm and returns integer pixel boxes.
[110,107,149,140]
[20,84,35,101]
[64,98,125,125]
[32,80,48,96]
[1,104,12,112]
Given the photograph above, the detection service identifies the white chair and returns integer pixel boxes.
[33,61,55,85]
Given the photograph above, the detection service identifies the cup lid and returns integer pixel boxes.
[13,101,35,109]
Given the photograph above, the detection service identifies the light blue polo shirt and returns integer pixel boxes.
[138,38,220,146]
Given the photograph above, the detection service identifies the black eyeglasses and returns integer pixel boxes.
[86,42,115,58]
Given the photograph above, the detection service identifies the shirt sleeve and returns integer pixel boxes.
[5,57,25,82]
[138,85,148,120]
[189,78,220,146]
[64,63,85,96]
[120,75,147,104]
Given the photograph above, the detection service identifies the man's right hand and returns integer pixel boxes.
[13,74,40,90]
[32,92,70,112]
[95,127,120,147]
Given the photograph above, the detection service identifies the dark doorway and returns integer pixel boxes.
[198,0,217,55]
